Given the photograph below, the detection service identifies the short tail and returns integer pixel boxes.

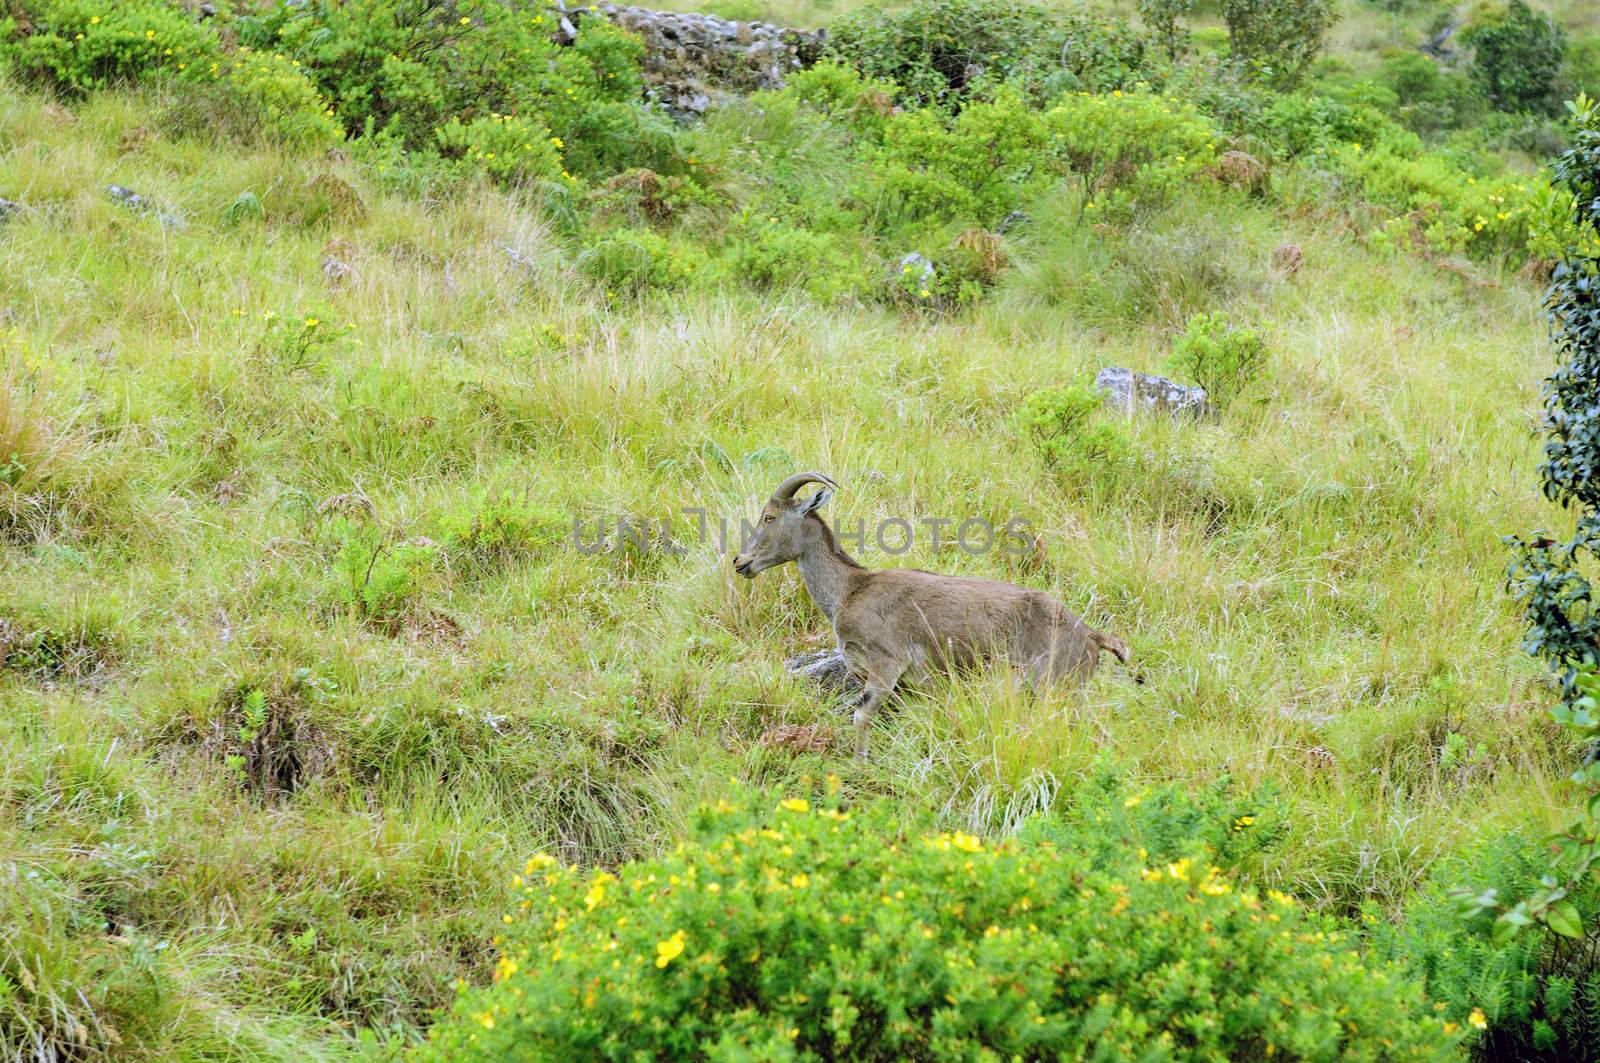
[1091,631,1131,666]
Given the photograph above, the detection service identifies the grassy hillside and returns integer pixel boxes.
[1,0,1596,1059]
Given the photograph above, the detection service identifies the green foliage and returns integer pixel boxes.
[1500,91,1600,967]
[1463,0,1567,116]
[0,0,218,94]
[1257,93,1405,159]
[1139,0,1194,62]
[329,520,442,635]
[1166,312,1266,411]
[237,0,650,180]
[1376,50,1479,134]
[1221,0,1339,89]
[826,0,1149,108]
[719,218,864,301]
[578,227,710,294]
[1016,383,1129,474]
[219,48,343,150]
[435,113,563,187]
[864,90,1057,231]
[433,493,569,580]
[1568,35,1600,98]
[1377,834,1600,1060]
[1047,89,1221,218]
[422,785,1460,1061]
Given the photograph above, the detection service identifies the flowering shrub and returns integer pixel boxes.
[420,784,1461,1061]
[435,113,563,187]
[1341,145,1572,260]
[0,0,218,93]
[236,0,650,179]
[218,48,342,150]
[1045,90,1221,218]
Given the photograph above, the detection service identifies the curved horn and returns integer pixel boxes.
[771,471,839,502]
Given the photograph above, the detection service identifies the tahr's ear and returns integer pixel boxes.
[800,486,833,515]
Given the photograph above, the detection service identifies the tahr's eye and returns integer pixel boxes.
[763,514,775,523]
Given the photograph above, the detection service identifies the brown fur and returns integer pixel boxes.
[734,473,1130,757]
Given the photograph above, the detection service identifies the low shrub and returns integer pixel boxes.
[328,520,443,635]
[433,493,569,580]
[420,785,1461,1060]
[578,227,709,294]
[717,219,864,302]
[1047,90,1221,219]
[826,0,1150,108]
[1016,382,1129,475]
[218,48,343,150]
[0,0,219,94]
[1375,833,1600,1061]
[862,89,1057,232]
[1166,312,1266,411]
[435,112,563,188]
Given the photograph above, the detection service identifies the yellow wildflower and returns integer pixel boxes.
[779,798,809,813]
[1468,1008,1487,1030]
[655,930,687,968]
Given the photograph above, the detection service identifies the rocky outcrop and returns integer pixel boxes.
[785,648,862,699]
[105,184,185,230]
[555,0,826,119]
[1095,367,1209,419]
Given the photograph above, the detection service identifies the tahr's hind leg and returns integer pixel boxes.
[840,642,904,760]
[850,681,895,760]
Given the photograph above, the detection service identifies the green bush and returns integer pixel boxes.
[826,0,1150,108]
[238,0,651,178]
[1016,382,1129,473]
[433,493,569,580]
[434,113,563,187]
[862,89,1057,232]
[1462,0,1566,116]
[1139,0,1195,62]
[578,227,710,294]
[1374,834,1600,1061]
[218,47,343,150]
[1047,89,1221,218]
[1568,35,1600,98]
[1221,0,1338,89]
[420,784,1461,1061]
[0,0,219,94]
[1167,312,1266,411]
[1376,51,1479,134]
[329,521,442,635]
[717,219,864,302]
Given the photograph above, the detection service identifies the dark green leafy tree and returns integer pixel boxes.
[1491,94,1600,946]
[1138,0,1194,62]
[1464,0,1567,116]
[1221,0,1338,89]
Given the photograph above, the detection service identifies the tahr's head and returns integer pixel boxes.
[732,472,837,578]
